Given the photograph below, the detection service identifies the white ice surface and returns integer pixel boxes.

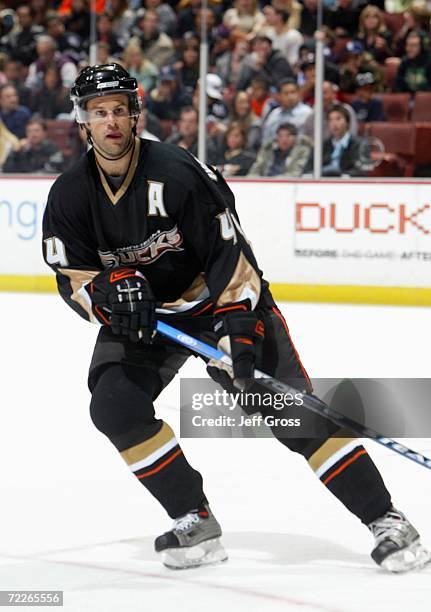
[0,293,430,611]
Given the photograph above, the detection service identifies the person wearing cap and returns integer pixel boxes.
[351,71,386,123]
[236,33,294,90]
[248,121,311,177]
[297,51,340,105]
[205,73,229,122]
[260,78,312,144]
[339,39,382,94]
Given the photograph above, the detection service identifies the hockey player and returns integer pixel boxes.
[43,64,429,572]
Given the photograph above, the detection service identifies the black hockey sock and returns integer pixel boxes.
[119,420,207,518]
[307,438,392,525]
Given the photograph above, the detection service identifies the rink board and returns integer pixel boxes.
[0,175,430,305]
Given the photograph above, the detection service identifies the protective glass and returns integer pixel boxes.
[72,93,141,124]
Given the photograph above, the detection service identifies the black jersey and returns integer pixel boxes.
[42,138,271,323]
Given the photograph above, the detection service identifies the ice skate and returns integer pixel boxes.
[154,504,228,569]
[369,506,431,573]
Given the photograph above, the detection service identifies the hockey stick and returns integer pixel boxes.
[156,320,431,472]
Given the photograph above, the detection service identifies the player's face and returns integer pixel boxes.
[85,93,134,157]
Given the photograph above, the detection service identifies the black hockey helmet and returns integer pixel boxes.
[71,63,141,123]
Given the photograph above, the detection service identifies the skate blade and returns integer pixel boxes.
[160,537,228,570]
[381,540,431,573]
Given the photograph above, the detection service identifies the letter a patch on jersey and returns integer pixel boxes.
[147,181,168,217]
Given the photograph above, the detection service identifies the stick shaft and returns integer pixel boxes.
[156,320,431,471]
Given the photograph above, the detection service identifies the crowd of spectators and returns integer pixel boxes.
[0,0,430,176]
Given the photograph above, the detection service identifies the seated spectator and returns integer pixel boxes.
[261,78,312,143]
[97,12,125,57]
[29,0,50,28]
[144,0,178,38]
[262,5,303,67]
[191,75,228,138]
[249,76,272,118]
[206,74,229,122]
[29,64,73,119]
[272,0,302,31]
[301,80,357,141]
[194,8,220,52]
[166,106,219,164]
[132,10,175,69]
[339,40,383,93]
[229,90,261,150]
[325,0,361,39]
[2,59,31,107]
[248,122,312,177]
[223,0,266,39]
[393,4,430,57]
[357,5,393,64]
[95,41,119,65]
[396,32,431,94]
[299,0,320,38]
[297,52,340,104]
[173,37,200,95]
[147,65,190,121]
[3,5,43,67]
[26,35,78,90]
[177,0,203,38]
[123,41,159,95]
[351,72,385,123]
[214,122,256,177]
[0,83,31,139]
[110,0,136,43]
[63,0,91,47]
[45,14,84,66]
[236,34,293,90]
[215,32,250,88]
[0,119,19,170]
[136,108,160,141]
[321,105,367,177]
[3,117,64,173]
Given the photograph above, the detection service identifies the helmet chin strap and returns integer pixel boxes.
[83,119,137,162]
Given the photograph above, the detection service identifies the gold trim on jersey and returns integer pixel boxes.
[308,435,357,472]
[160,273,209,311]
[96,137,141,206]
[57,268,100,321]
[217,252,261,308]
[120,422,176,465]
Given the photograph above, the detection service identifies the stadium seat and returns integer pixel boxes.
[377,93,411,122]
[413,122,431,172]
[46,119,73,158]
[411,92,431,122]
[365,122,416,176]
[383,57,401,91]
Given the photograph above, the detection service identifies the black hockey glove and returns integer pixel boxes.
[89,268,156,343]
[214,304,265,386]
